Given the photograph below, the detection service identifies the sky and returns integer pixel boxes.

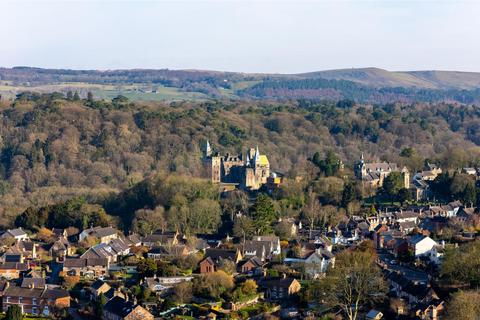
[1,0,480,73]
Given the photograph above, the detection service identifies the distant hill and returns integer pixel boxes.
[297,68,480,90]
[2,66,480,103]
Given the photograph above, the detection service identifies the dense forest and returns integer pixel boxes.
[1,92,480,226]
[240,78,480,104]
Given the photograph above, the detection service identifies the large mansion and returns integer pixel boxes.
[355,154,410,189]
[203,141,276,190]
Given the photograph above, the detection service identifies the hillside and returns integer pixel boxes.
[299,68,480,89]
[2,67,480,103]
[1,93,480,226]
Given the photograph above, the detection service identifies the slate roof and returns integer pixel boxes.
[64,257,108,268]
[205,248,237,262]
[21,277,46,289]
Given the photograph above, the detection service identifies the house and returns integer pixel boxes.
[284,249,334,279]
[141,231,179,247]
[408,235,438,257]
[49,237,74,261]
[146,245,188,260]
[90,279,111,299]
[143,276,193,294]
[6,241,37,260]
[63,258,109,278]
[1,283,70,316]
[395,211,418,224]
[79,226,119,244]
[199,257,215,274]
[103,296,154,320]
[258,277,301,302]
[239,257,264,275]
[204,248,243,264]
[0,228,29,242]
[252,236,281,255]
[0,262,28,279]
[81,238,131,262]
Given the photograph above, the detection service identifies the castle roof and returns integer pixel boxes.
[258,155,269,166]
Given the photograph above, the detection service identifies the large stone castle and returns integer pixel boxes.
[203,141,271,190]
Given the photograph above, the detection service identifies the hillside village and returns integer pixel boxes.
[0,147,478,320]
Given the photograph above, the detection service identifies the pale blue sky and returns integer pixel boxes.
[1,0,480,73]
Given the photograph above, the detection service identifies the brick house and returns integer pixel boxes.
[1,283,70,316]
[199,257,215,273]
[258,277,301,302]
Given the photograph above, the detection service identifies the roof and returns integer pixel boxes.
[64,257,108,268]
[0,262,28,271]
[409,234,430,245]
[91,279,109,291]
[258,155,269,166]
[205,248,237,262]
[3,285,70,300]
[103,296,152,318]
[258,277,299,289]
[21,277,46,289]
[6,228,27,238]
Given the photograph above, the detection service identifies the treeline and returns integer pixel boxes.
[240,78,480,104]
[2,93,480,225]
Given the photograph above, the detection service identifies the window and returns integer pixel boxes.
[32,307,37,315]
[32,298,37,305]
[5,296,10,303]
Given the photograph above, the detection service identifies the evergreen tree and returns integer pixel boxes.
[6,305,23,320]
[66,91,73,100]
[73,91,80,101]
[250,194,276,234]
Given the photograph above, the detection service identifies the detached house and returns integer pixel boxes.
[103,296,154,320]
[79,226,119,244]
[408,235,438,257]
[257,277,301,302]
[0,228,29,242]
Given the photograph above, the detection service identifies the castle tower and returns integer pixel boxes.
[205,140,212,158]
[355,154,366,179]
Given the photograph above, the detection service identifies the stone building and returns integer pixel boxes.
[204,141,271,190]
[355,154,409,189]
